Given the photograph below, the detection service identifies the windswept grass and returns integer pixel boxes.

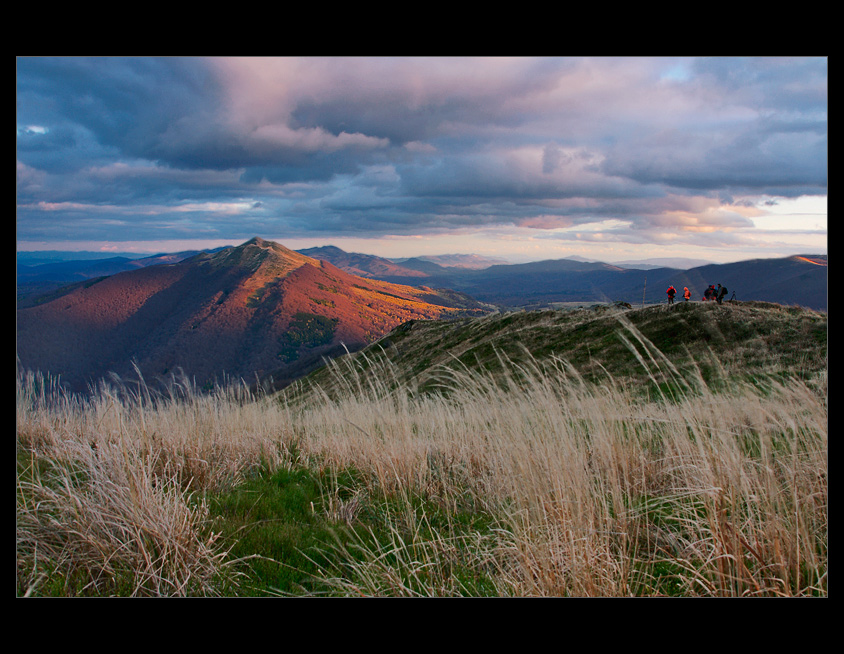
[282,339,826,597]
[16,367,296,596]
[17,312,827,597]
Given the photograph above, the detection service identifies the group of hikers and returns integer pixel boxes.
[665,283,729,305]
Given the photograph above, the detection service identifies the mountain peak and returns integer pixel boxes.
[201,237,316,277]
[242,236,304,257]
[16,236,491,392]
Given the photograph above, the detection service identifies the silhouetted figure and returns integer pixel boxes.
[716,284,728,304]
[666,285,676,304]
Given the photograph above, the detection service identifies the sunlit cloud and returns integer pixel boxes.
[17,125,48,135]
[15,56,827,263]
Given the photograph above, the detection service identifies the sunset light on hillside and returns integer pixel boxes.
[16,57,827,599]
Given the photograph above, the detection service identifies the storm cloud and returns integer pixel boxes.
[16,56,827,261]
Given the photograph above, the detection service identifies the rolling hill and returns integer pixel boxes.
[16,237,492,393]
[292,299,828,402]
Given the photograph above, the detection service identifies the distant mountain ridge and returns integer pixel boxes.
[392,253,509,269]
[562,255,715,269]
[612,257,716,270]
[18,243,827,311]
[16,248,221,307]
[366,253,827,311]
[16,237,491,393]
[286,247,825,310]
[297,246,427,279]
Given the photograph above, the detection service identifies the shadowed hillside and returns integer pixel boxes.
[16,237,492,393]
[16,249,220,308]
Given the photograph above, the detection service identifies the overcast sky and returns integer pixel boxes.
[16,56,827,263]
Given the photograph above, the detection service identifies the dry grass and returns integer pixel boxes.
[17,317,827,596]
[16,368,296,596]
[285,343,827,596]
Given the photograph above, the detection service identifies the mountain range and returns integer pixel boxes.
[391,253,511,269]
[16,238,490,393]
[297,248,827,311]
[19,244,827,311]
[16,237,827,392]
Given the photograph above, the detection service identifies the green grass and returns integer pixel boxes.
[207,461,502,597]
[208,465,347,595]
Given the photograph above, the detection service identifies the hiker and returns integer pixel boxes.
[683,287,691,302]
[716,284,728,305]
[666,285,676,304]
[703,285,715,302]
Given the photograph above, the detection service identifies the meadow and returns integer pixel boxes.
[16,307,827,597]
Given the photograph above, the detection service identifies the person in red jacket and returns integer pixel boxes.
[683,287,691,302]
[666,285,677,304]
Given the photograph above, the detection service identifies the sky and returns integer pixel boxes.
[16,56,827,264]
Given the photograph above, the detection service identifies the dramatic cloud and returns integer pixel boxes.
[16,56,827,262]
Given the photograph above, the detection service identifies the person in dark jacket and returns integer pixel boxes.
[716,284,728,304]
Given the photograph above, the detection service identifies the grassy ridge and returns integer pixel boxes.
[292,301,827,401]
[17,302,827,596]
